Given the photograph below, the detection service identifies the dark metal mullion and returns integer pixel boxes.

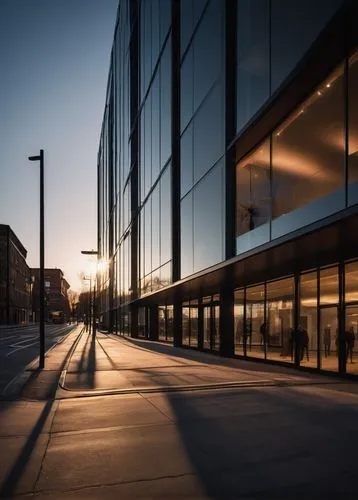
[243,287,247,357]
[344,55,349,207]
[264,282,267,359]
[317,269,321,370]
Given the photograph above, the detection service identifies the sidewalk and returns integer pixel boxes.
[1,327,358,498]
[60,330,341,396]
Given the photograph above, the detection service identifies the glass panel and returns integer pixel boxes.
[160,165,172,265]
[152,74,161,183]
[348,50,358,205]
[180,0,193,56]
[181,48,194,133]
[167,305,174,341]
[181,192,194,278]
[159,306,166,340]
[213,305,220,351]
[266,277,294,363]
[144,200,152,276]
[152,186,160,271]
[272,65,345,239]
[151,0,160,69]
[203,305,211,349]
[193,161,224,272]
[271,0,342,92]
[236,138,270,253]
[236,0,269,132]
[193,0,222,111]
[182,305,190,345]
[181,124,194,197]
[320,306,339,372]
[299,272,318,368]
[160,261,172,288]
[190,305,198,347]
[320,266,339,305]
[144,100,152,197]
[160,0,171,46]
[345,305,358,375]
[193,82,224,183]
[234,289,245,355]
[160,37,172,167]
[245,284,265,359]
[345,261,358,303]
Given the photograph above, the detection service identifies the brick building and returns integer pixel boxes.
[0,224,31,325]
[31,268,71,323]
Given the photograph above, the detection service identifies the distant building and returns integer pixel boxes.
[31,268,70,323]
[0,224,31,325]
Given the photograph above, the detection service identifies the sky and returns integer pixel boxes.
[0,0,118,292]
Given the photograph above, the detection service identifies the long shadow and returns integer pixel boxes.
[163,381,358,498]
[85,333,96,389]
[113,335,318,380]
[0,329,82,498]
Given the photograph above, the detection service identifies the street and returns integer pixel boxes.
[1,327,358,498]
[0,324,75,393]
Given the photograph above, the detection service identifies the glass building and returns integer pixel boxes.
[98,0,358,377]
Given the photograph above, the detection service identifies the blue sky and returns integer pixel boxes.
[0,0,118,291]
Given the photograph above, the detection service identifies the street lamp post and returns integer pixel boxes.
[28,149,45,369]
[81,250,98,337]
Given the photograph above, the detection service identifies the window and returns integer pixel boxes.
[181,192,193,278]
[236,138,270,253]
[272,65,345,239]
[193,161,224,273]
[300,272,318,368]
[180,123,193,197]
[236,0,269,133]
[160,165,172,265]
[348,50,358,205]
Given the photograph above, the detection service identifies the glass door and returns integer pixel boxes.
[345,305,358,375]
[203,306,211,349]
[320,306,339,372]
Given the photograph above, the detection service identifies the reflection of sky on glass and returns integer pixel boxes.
[0,0,117,291]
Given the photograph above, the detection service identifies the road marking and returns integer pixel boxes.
[6,341,39,356]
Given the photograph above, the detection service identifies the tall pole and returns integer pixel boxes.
[39,149,45,368]
[29,150,45,369]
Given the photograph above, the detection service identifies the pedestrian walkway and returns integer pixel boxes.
[60,330,338,396]
[1,325,358,499]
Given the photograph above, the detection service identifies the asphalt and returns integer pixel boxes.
[1,326,358,499]
[0,324,76,393]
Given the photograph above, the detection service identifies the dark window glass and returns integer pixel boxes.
[272,65,345,239]
[180,123,193,197]
[160,37,172,167]
[160,0,171,45]
[144,200,152,276]
[193,0,222,111]
[193,161,224,272]
[152,74,161,183]
[234,289,245,355]
[236,139,270,253]
[319,266,339,373]
[246,284,266,359]
[193,82,224,183]
[140,209,145,279]
[180,48,194,133]
[300,272,318,368]
[152,0,160,69]
[180,0,193,56]
[236,0,269,133]
[144,100,152,197]
[182,304,190,345]
[140,112,145,202]
[160,165,172,265]
[345,261,358,303]
[266,277,294,363]
[271,0,342,92]
[152,186,160,271]
[348,50,358,205]
[181,192,194,278]
[190,303,199,347]
[160,261,172,287]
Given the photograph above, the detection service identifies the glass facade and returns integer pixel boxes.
[98,0,358,378]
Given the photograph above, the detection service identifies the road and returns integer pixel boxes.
[0,323,74,393]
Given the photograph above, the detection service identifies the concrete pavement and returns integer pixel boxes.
[1,327,358,498]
